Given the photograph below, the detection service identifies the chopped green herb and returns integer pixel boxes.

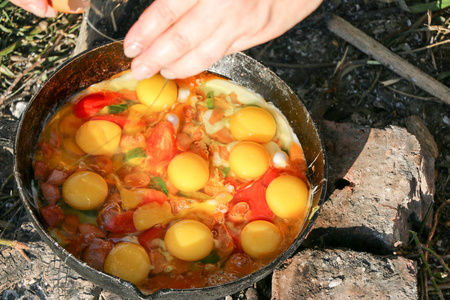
[151,177,169,195]
[206,91,215,109]
[108,103,128,114]
[221,166,230,178]
[124,148,146,162]
[59,202,98,225]
[199,251,220,264]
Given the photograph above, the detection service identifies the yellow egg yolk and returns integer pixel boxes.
[75,120,121,156]
[167,152,209,192]
[230,106,276,143]
[62,171,108,210]
[240,220,282,259]
[266,175,309,219]
[165,220,214,261]
[104,242,151,285]
[229,141,270,180]
[136,74,178,112]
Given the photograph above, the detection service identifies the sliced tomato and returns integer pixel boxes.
[146,121,177,163]
[261,167,282,187]
[139,189,168,206]
[105,211,137,233]
[73,92,122,119]
[229,179,274,223]
[138,225,167,251]
[40,204,65,228]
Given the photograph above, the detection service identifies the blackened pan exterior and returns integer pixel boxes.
[13,41,327,299]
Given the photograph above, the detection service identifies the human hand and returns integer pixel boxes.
[9,0,58,18]
[124,0,323,79]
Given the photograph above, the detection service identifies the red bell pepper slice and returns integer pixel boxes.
[105,211,137,233]
[73,92,123,119]
[146,121,177,163]
[138,225,167,251]
[139,189,168,206]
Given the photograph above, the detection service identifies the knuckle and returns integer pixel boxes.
[171,31,191,51]
[153,0,177,23]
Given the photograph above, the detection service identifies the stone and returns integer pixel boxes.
[304,121,435,254]
[272,248,418,299]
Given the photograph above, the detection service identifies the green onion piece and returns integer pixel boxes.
[151,177,169,195]
[199,251,220,264]
[206,91,215,109]
[108,103,128,114]
[123,148,146,162]
[308,206,320,220]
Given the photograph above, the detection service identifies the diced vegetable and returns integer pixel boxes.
[73,92,123,118]
[106,211,137,233]
[206,91,215,109]
[150,177,169,195]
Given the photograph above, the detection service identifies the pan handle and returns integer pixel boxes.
[0,119,18,150]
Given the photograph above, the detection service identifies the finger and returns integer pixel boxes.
[9,0,57,18]
[124,0,198,58]
[130,3,223,80]
[160,32,236,79]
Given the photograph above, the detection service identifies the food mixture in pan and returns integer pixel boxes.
[33,70,311,293]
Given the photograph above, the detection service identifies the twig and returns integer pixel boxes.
[0,238,31,262]
[425,199,450,261]
[0,173,14,192]
[411,231,445,300]
[327,14,450,105]
[0,58,45,106]
[387,86,438,101]
[421,244,450,273]
[358,70,381,104]
[399,39,450,54]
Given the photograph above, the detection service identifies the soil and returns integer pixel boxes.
[0,0,449,299]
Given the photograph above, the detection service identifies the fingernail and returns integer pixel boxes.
[45,7,58,18]
[28,4,46,18]
[160,69,176,80]
[132,65,153,80]
[124,43,143,58]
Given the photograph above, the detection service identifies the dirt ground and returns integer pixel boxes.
[1,0,449,299]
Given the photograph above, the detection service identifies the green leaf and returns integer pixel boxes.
[0,64,15,77]
[199,251,220,264]
[59,203,98,225]
[409,0,450,13]
[206,91,215,109]
[0,41,21,57]
[0,23,12,33]
[151,177,169,195]
[123,147,146,162]
[108,103,128,114]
